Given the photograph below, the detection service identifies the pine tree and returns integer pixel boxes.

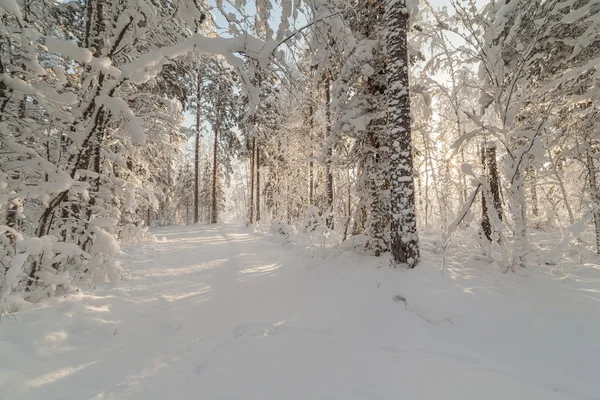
[386,0,420,267]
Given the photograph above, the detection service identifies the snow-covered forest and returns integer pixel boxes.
[1,0,599,399]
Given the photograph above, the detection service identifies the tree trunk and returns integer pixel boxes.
[486,144,503,222]
[510,169,527,269]
[211,128,218,224]
[256,144,261,222]
[308,103,314,206]
[194,69,202,224]
[527,155,539,218]
[481,143,503,240]
[249,137,256,224]
[460,149,468,206]
[367,149,383,256]
[548,149,575,224]
[481,146,492,241]
[324,73,334,229]
[529,168,539,218]
[386,0,419,268]
[587,149,600,254]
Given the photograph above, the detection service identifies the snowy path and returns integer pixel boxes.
[1,224,599,399]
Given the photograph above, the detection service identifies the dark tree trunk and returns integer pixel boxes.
[486,144,503,222]
[386,0,419,267]
[481,146,492,241]
[481,143,503,241]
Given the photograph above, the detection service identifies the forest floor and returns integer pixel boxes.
[1,224,599,400]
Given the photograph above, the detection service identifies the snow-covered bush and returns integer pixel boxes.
[269,220,293,239]
[119,225,155,245]
[303,206,323,233]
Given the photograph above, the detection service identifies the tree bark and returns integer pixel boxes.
[486,144,503,222]
[211,127,218,224]
[256,144,261,222]
[386,0,419,267]
[249,137,256,224]
[481,143,503,241]
[481,146,492,241]
[587,149,600,254]
[194,69,202,224]
[324,73,334,229]
[308,103,314,206]
[510,169,527,269]
[526,155,539,219]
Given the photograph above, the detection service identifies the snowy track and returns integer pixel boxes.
[1,224,599,399]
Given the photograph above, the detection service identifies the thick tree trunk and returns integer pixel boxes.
[486,144,503,222]
[211,128,218,224]
[481,143,503,240]
[386,0,419,267]
[367,149,384,256]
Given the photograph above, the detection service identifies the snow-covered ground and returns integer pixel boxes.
[1,224,599,400]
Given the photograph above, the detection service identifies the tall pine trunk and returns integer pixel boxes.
[194,69,202,224]
[249,137,256,224]
[211,127,218,224]
[386,0,419,267]
[256,144,261,222]
[324,73,334,229]
[308,103,314,206]
[587,149,600,254]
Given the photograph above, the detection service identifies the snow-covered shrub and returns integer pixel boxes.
[303,206,323,233]
[0,224,126,313]
[119,225,155,245]
[269,220,293,238]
